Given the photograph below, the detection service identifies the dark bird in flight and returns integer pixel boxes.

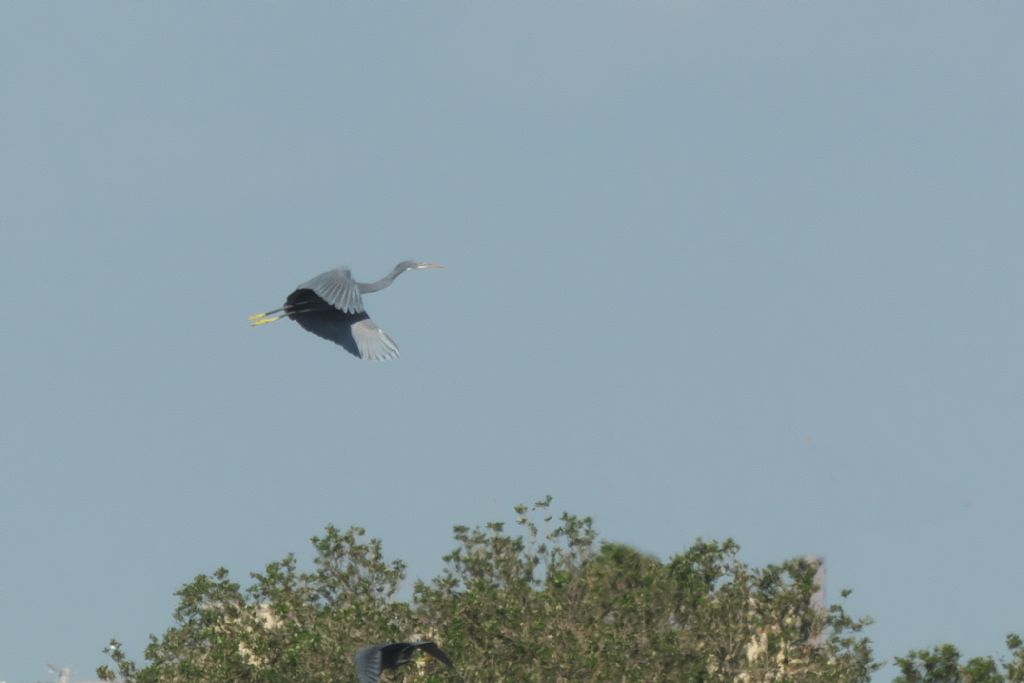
[354,640,456,683]
[249,261,444,360]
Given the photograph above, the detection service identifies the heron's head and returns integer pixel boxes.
[400,260,445,271]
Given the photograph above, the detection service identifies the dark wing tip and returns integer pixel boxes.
[416,641,456,669]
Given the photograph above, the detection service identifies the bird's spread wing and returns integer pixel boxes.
[297,268,365,314]
[351,319,400,361]
[354,645,384,683]
[285,290,399,361]
[416,641,455,670]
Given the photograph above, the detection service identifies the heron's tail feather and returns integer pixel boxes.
[249,309,284,326]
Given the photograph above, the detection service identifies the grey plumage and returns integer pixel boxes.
[249,261,443,360]
[298,267,365,314]
[354,640,455,683]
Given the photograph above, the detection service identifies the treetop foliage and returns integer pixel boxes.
[97,498,1019,683]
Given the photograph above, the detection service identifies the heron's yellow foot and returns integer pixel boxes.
[249,313,282,326]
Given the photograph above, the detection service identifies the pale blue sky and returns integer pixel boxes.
[2,3,1022,682]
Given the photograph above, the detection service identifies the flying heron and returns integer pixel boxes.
[249,261,444,360]
[354,640,456,683]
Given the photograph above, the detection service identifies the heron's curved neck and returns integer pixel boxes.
[358,264,408,294]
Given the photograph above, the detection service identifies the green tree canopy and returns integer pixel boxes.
[893,636,1024,683]
[96,498,1016,683]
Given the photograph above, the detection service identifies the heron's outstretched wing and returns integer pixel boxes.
[297,268,365,314]
[415,641,455,670]
[285,290,399,361]
[354,645,384,683]
[351,318,400,361]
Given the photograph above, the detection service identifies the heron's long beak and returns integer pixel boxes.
[416,263,445,269]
